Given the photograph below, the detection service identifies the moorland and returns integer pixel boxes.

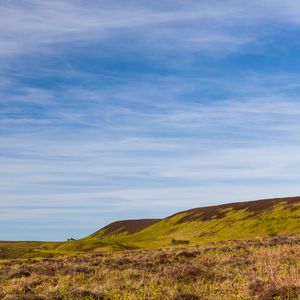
[0,196,299,299]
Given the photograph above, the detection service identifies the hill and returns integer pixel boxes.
[0,196,299,257]
[56,196,300,253]
[89,219,161,237]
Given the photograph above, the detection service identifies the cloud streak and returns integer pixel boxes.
[2,0,300,60]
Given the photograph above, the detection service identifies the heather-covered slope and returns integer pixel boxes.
[89,219,161,237]
[59,196,300,252]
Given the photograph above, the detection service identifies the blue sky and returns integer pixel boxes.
[1,0,300,240]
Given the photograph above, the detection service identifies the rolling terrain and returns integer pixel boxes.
[0,196,299,258]
[56,196,300,253]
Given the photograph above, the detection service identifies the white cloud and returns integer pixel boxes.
[2,0,300,60]
[2,95,300,212]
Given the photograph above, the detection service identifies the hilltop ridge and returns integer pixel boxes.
[89,219,161,237]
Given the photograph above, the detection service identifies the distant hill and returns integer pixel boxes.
[1,196,300,257]
[57,196,300,252]
[171,196,300,222]
[89,219,161,237]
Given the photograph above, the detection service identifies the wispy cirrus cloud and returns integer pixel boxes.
[0,1,250,57]
[2,87,300,239]
[2,0,300,60]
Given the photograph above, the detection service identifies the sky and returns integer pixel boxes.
[1,0,300,240]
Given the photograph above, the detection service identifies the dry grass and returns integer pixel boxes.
[0,235,299,300]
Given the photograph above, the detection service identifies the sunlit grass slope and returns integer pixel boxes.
[58,196,300,252]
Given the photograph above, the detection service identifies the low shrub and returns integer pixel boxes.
[171,239,190,245]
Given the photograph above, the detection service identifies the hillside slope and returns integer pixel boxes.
[57,196,300,252]
[1,196,300,257]
[88,219,161,238]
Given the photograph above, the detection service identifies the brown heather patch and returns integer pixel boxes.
[0,235,299,299]
[174,196,300,223]
[98,219,161,236]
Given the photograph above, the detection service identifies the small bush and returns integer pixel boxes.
[171,239,190,245]
[268,231,278,237]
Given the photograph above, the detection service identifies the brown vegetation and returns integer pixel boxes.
[95,219,161,236]
[175,196,300,223]
[0,235,299,299]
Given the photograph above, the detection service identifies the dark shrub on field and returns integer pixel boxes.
[171,239,190,245]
